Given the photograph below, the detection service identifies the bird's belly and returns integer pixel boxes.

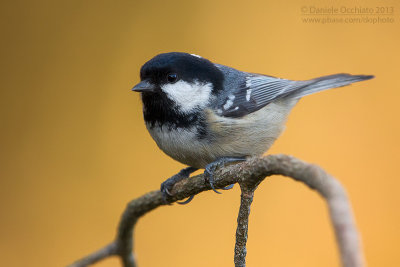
[146,124,215,168]
[147,121,277,169]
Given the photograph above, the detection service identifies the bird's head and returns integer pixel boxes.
[132,52,223,113]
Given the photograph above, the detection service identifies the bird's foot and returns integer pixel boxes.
[204,157,246,194]
[160,167,198,205]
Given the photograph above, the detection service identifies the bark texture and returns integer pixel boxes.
[68,154,364,267]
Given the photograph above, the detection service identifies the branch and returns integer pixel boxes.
[234,185,255,267]
[68,154,364,267]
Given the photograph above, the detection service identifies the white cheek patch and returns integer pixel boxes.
[161,80,213,113]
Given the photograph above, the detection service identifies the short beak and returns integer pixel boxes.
[131,80,156,92]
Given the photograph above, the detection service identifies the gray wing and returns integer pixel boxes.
[216,69,373,118]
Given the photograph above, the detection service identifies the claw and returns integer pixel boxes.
[164,187,173,197]
[177,195,195,205]
[211,186,222,194]
[160,167,198,204]
[205,167,222,194]
[204,157,246,194]
[161,192,173,205]
[222,184,234,190]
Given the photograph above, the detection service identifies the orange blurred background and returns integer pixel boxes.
[1,0,399,266]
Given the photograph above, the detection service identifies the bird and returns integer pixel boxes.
[131,52,373,204]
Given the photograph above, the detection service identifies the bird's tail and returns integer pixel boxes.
[287,73,374,99]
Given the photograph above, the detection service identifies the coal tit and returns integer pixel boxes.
[132,52,373,203]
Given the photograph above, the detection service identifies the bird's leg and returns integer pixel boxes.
[161,167,198,205]
[204,157,246,194]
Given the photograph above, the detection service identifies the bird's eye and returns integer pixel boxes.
[167,73,178,83]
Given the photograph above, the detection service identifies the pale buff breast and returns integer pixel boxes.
[146,98,298,168]
[205,98,298,159]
